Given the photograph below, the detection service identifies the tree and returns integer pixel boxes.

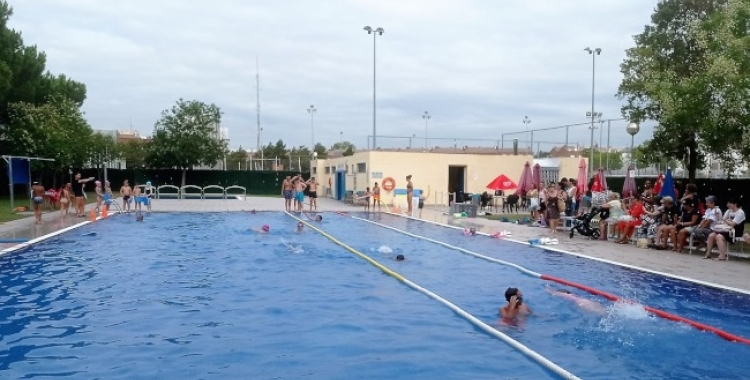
[119,139,149,168]
[146,99,227,186]
[313,143,328,159]
[617,0,731,181]
[5,95,93,170]
[331,141,355,153]
[226,147,248,170]
[592,151,624,171]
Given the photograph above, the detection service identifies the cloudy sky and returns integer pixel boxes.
[12,0,658,153]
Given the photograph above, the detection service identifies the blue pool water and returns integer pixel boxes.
[0,213,553,380]
[343,213,750,379]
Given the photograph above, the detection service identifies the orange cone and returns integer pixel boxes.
[89,208,96,221]
[101,207,108,218]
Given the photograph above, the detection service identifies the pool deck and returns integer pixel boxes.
[1,196,748,293]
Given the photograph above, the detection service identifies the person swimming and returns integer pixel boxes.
[546,287,606,315]
[303,212,322,222]
[251,224,270,234]
[463,227,477,236]
[396,254,405,261]
[297,222,304,231]
[136,212,144,222]
[500,287,532,321]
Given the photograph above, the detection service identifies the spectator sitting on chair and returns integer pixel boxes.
[673,198,701,252]
[704,198,746,260]
[615,196,645,244]
[597,192,625,241]
[689,195,722,247]
[650,196,680,250]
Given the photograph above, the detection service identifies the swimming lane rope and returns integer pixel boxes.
[284,212,582,380]
[348,214,750,346]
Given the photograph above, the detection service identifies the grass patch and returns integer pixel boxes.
[0,196,32,223]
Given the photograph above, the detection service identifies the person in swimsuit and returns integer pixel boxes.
[356,187,372,212]
[94,181,104,213]
[545,287,606,315]
[372,182,381,212]
[133,184,143,212]
[60,183,71,217]
[251,224,270,234]
[500,287,532,322]
[31,181,45,225]
[294,175,307,212]
[281,176,294,212]
[406,175,414,214]
[103,181,114,211]
[303,212,323,222]
[73,173,95,217]
[306,177,318,211]
[120,180,133,213]
[143,181,154,212]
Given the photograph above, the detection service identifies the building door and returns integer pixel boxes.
[448,165,467,202]
[335,171,346,200]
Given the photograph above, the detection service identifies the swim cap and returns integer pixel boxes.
[396,254,405,261]
[262,224,270,232]
[504,287,519,302]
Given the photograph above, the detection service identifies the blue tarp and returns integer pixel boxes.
[6,158,29,184]
[660,168,676,200]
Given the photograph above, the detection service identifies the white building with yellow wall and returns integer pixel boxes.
[311,148,585,207]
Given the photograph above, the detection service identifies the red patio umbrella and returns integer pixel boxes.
[591,173,603,192]
[597,167,609,192]
[622,165,638,198]
[515,162,534,195]
[486,174,518,191]
[532,163,541,190]
[576,159,587,196]
[653,173,664,194]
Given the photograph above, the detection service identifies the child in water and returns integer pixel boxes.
[303,212,322,222]
[463,227,477,236]
[296,222,304,232]
[252,224,270,234]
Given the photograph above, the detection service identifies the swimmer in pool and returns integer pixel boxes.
[296,222,304,231]
[136,212,144,222]
[463,227,477,236]
[545,287,606,315]
[303,212,322,222]
[250,209,257,214]
[251,224,270,234]
[500,287,532,321]
[395,254,405,261]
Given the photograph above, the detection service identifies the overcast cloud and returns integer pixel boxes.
[12,0,658,152]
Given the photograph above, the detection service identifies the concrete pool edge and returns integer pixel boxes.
[0,212,117,256]
[385,211,750,296]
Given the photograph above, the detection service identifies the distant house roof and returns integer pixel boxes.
[363,146,533,155]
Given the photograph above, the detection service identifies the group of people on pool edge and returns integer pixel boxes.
[282,174,318,212]
[27,173,155,225]
[500,286,606,322]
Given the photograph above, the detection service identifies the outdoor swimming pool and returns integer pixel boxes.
[0,212,748,379]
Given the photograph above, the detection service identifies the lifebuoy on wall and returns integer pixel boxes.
[382,177,396,192]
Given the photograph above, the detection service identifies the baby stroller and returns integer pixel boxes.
[569,206,609,239]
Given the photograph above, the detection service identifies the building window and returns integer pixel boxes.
[312,167,317,174]
[325,167,330,174]
[357,163,366,172]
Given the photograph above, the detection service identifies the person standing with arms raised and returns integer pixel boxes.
[73,173,95,217]
[405,175,414,215]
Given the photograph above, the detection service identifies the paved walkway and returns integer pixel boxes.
[1,197,748,293]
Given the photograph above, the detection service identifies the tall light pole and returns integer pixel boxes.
[584,47,601,178]
[422,111,430,149]
[307,105,316,152]
[364,26,384,150]
[522,116,531,150]
[626,122,640,167]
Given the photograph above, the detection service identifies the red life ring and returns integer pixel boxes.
[382,177,396,192]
